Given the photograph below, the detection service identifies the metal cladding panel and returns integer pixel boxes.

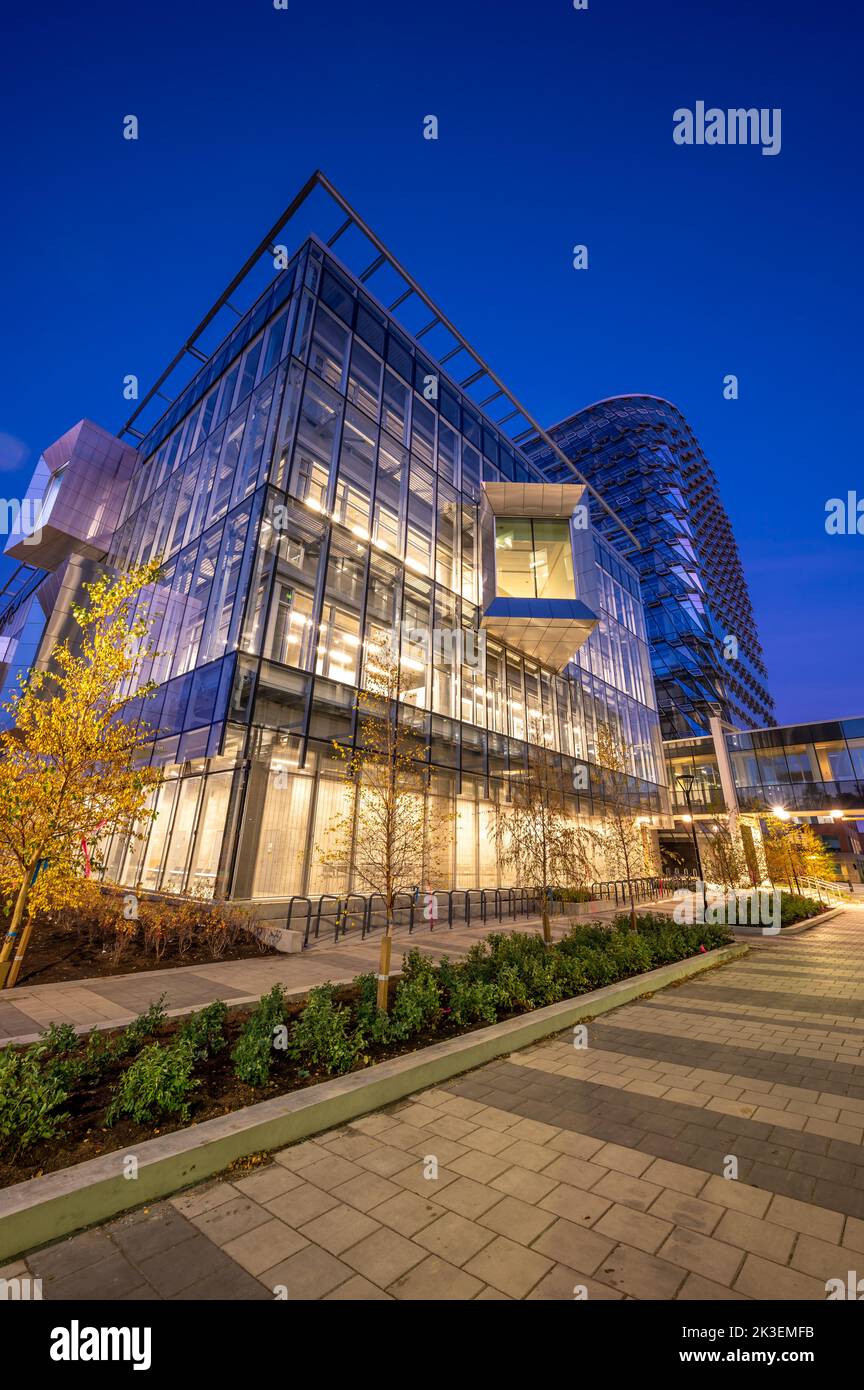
[481,596,598,670]
[482,480,587,517]
[4,420,138,568]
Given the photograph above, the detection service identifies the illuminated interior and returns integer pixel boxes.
[494,518,575,600]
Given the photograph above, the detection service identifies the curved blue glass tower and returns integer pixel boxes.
[525,396,775,740]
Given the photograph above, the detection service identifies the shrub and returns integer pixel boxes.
[206,901,258,958]
[492,963,535,1012]
[232,985,288,1086]
[39,1022,79,1057]
[106,1039,199,1126]
[179,1000,228,1059]
[558,923,613,953]
[573,946,619,990]
[484,933,564,1007]
[0,1044,69,1156]
[34,1023,87,1090]
[116,994,169,1056]
[38,996,174,1093]
[353,972,392,1046]
[76,1028,120,1083]
[550,953,591,999]
[138,898,197,960]
[779,894,824,927]
[446,977,499,1027]
[388,951,441,1041]
[289,985,362,1076]
[607,931,654,976]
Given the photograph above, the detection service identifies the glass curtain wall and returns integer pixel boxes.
[99,238,666,900]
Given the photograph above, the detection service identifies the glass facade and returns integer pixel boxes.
[665,718,864,815]
[0,569,47,708]
[525,397,776,740]
[52,235,666,900]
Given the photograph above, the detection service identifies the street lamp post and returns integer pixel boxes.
[676,773,707,920]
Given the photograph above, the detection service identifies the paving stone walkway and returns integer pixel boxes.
[0,899,660,1045]
[6,910,864,1301]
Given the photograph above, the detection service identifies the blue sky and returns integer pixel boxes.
[1,0,861,723]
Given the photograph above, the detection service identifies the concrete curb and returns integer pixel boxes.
[733,906,843,940]
[778,907,843,935]
[0,941,746,1262]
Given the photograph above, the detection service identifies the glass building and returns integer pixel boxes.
[2,182,667,903]
[662,716,864,881]
[666,718,864,817]
[524,396,776,740]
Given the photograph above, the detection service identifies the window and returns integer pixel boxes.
[309,305,349,389]
[316,603,361,684]
[381,369,410,444]
[333,405,375,535]
[232,371,279,502]
[175,525,222,676]
[494,518,533,598]
[437,422,459,487]
[461,505,477,603]
[207,406,247,529]
[39,462,68,526]
[159,779,202,893]
[289,376,342,511]
[199,504,253,665]
[494,518,575,600]
[435,483,460,593]
[188,772,233,897]
[347,339,383,418]
[411,396,436,466]
[372,436,404,555]
[406,462,435,576]
[266,582,316,668]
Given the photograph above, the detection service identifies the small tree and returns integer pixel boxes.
[762,816,839,891]
[702,819,749,890]
[492,734,593,944]
[319,632,449,1011]
[795,824,841,884]
[0,561,162,988]
[594,721,645,930]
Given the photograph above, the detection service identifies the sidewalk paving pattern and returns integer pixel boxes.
[5,912,864,1300]
[0,900,655,1045]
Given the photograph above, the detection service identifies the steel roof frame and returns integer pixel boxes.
[119,170,638,549]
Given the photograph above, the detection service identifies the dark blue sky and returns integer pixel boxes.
[1,0,860,724]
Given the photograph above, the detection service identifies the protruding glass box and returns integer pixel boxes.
[479,481,599,670]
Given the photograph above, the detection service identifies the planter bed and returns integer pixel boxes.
[0,912,736,1193]
[5,886,279,987]
[0,980,473,1191]
[14,923,277,987]
[0,933,746,1262]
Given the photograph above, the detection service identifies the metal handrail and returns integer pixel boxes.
[798,874,858,907]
